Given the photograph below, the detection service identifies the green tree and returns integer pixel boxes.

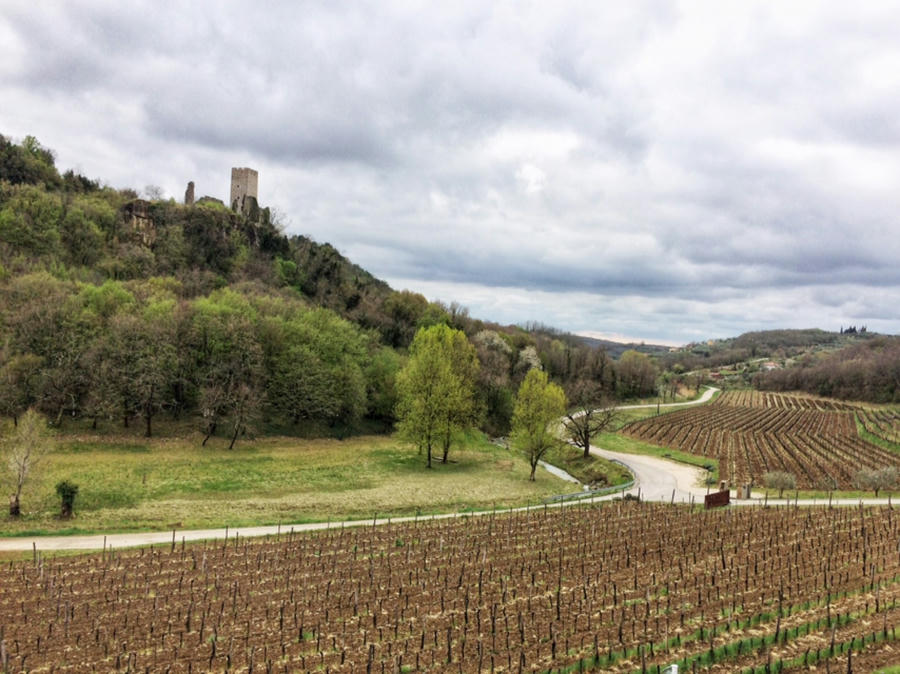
[0,184,63,256]
[4,408,51,517]
[60,204,104,266]
[365,346,403,423]
[436,327,479,464]
[55,480,79,518]
[395,325,479,468]
[382,290,429,347]
[106,312,177,436]
[473,329,515,435]
[191,293,264,448]
[615,350,658,399]
[0,134,60,187]
[0,352,43,425]
[854,466,898,497]
[511,369,567,481]
[263,308,368,427]
[763,470,796,498]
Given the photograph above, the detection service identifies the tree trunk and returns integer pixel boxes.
[9,494,20,517]
[582,431,591,459]
[144,389,154,438]
[529,461,537,481]
[229,425,239,450]
[441,420,451,463]
[202,422,216,447]
[426,440,432,469]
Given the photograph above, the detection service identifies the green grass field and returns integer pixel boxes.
[542,442,631,487]
[0,430,574,536]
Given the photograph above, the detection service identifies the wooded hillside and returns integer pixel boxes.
[755,336,900,403]
[0,134,653,440]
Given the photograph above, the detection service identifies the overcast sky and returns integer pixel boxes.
[2,1,900,345]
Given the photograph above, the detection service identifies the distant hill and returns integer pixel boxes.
[755,334,900,403]
[658,328,871,372]
[576,336,672,359]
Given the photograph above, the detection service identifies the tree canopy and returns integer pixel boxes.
[511,369,567,481]
[395,325,480,468]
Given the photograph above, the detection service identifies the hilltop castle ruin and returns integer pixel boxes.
[182,167,266,222]
[230,167,258,212]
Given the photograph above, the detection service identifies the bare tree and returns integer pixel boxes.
[563,381,619,458]
[5,408,50,517]
[143,184,164,201]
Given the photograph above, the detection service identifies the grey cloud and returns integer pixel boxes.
[3,1,900,343]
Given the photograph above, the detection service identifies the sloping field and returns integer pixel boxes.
[0,503,898,672]
[622,391,899,489]
[859,408,900,445]
[716,390,859,411]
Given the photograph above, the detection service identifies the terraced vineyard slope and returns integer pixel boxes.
[622,391,900,489]
[0,503,897,672]
[858,408,900,445]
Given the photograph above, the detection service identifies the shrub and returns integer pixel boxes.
[854,467,898,497]
[55,480,79,518]
[763,471,796,498]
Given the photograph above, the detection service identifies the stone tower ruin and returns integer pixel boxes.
[230,167,258,212]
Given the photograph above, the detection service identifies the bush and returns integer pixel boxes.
[763,471,796,498]
[55,480,79,518]
[854,467,898,497]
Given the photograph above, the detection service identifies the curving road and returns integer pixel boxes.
[590,448,709,504]
[1,386,893,552]
[617,384,719,410]
[584,385,719,503]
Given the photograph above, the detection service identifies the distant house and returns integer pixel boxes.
[761,361,780,371]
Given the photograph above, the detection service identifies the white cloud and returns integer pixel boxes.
[515,163,546,194]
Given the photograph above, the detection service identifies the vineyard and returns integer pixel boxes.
[1,503,899,672]
[622,391,900,490]
[858,408,900,445]
[715,391,860,412]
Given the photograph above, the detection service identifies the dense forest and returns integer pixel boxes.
[0,134,662,442]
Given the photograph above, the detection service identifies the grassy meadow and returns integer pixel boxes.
[542,442,631,487]
[0,427,573,536]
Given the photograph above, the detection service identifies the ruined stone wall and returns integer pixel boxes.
[230,167,258,210]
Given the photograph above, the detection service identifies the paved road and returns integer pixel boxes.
[590,447,709,503]
[571,385,720,503]
[1,386,892,552]
[616,385,719,410]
